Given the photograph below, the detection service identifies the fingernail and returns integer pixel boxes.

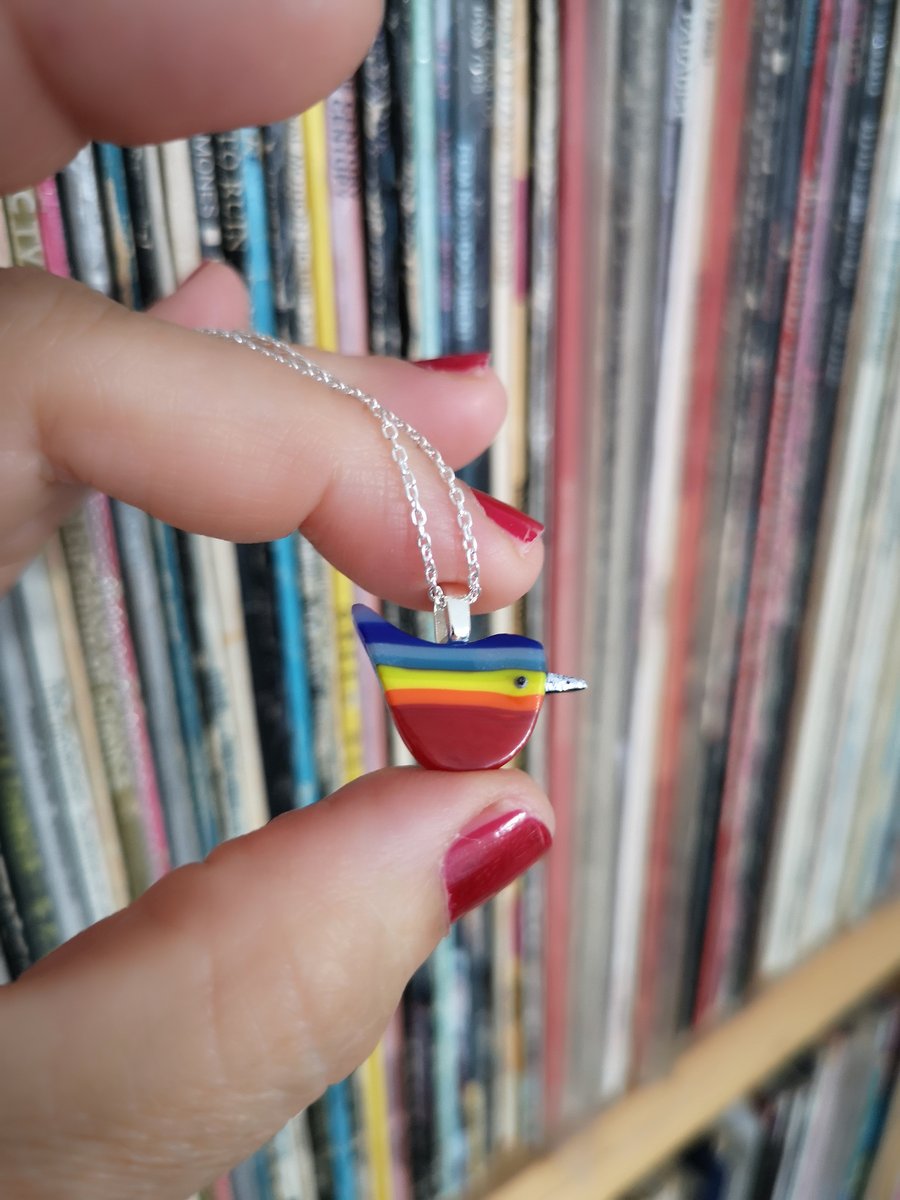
[443,805,552,922]
[412,351,492,374]
[470,488,544,545]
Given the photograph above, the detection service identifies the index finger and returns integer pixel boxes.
[1,268,542,611]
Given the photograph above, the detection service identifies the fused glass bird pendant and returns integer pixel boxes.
[353,601,586,771]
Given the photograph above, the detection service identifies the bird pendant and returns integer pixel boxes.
[353,604,586,771]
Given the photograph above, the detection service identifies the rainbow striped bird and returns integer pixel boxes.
[353,605,586,771]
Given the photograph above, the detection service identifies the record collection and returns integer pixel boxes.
[1,0,900,1197]
[629,1001,900,1200]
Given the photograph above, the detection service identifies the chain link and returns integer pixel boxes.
[203,330,481,608]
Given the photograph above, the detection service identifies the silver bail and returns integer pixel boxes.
[545,672,588,693]
[434,595,472,644]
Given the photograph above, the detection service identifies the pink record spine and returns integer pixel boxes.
[34,178,70,278]
[696,0,839,1018]
[326,81,370,357]
[84,494,171,881]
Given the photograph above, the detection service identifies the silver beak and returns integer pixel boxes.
[544,672,588,693]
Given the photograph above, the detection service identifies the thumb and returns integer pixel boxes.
[0,768,553,1199]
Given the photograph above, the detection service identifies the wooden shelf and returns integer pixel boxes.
[489,896,900,1200]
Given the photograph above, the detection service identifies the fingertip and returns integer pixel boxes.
[467,518,545,615]
[503,767,556,837]
[422,365,508,457]
[150,260,250,329]
[308,351,509,470]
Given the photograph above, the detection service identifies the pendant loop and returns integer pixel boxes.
[434,594,472,643]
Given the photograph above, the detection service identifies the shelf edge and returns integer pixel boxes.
[488,896,900,1200]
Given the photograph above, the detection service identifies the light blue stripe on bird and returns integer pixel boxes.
[360,641,546,671]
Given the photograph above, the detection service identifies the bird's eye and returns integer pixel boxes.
[514,675,527,689]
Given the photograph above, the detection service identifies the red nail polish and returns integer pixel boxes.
[470,488,544,545]
[412,352,492,374]
[443,808,552,922]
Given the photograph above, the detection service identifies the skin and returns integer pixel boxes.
[0,2,554,1196]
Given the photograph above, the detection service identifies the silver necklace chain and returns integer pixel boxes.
[203,330,481,609]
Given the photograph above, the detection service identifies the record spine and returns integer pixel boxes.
[679,0,804,1025]
[298,537,344,800]
[239,126,278,335]
[34,177,70,277]
[0,596,86,943]
[698,0,844,1013]
[159,139,202,285]
[410,0,441,358]
[0,196,11,266]
[603,0,721,1094]
[634,0,755,1079]
[261,122,299,341]
[286,119,318,347]
[326,83,370,355]
[359,29,404,357]
[453,0,493,353]
[434,0,454,352]
[520,0,559,1132]
[189,134,225,261]
[274,535,318,811]
[214,131,250,277]
[566,0,621,1110]
[237,541,294,819]
[113,503,202,867]
[544,0,590,1126]
[386,0,421,358]
[302,94,363,1200]
[749,0,863,972]
[62,500,169,896]
[16,557,117,925]
[57,145,114,295]
[153,520,221,854]
[3,189,44,269]
[760,0,897,969]
[0,701,61,961]
[180,534,254,841]
[142,143,178,296]
[0,846,28,980]
[123,145,171,304]
[95,142,142,307]
[489,1,532,1148]
[43,537,130,909]
[208,538,269,832]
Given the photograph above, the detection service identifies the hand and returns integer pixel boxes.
[0,2,554,1197]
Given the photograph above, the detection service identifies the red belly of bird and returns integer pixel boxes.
[389,702,542,771]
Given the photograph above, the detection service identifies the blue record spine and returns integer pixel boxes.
[94,143,142,308]
[151,522,220,855]
[239,126,278,337]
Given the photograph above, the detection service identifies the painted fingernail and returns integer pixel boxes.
[443,806,552,922]
[412,351,492,374]
[470,488,544,545]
